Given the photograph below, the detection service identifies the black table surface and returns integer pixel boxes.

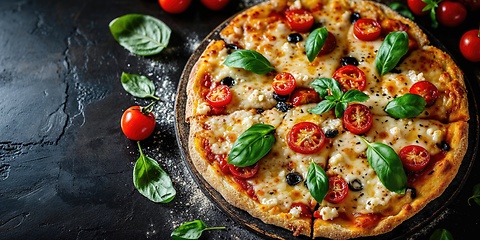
[1,0,479,239]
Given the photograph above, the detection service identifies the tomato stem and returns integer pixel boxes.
[140,101,157,115]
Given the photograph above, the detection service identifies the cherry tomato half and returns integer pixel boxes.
[343,104,373,135]
[290,202,313,218]
[399,145,431,172]
[409,81,439,106]
[333,65,367,92]
[228,162,259,179]
[290,87,321,106]
[407,0,429,16]
[200,0,230,11]
[459,29,480,62]
[436,1,467,27]
[287,122,326,154]
[121,106,156,141]
[206,85,233,107]
[325,176,348,204]
[273,72,297,95]
[285,9,314,33]
[158,0,191,14]
[353,18,382,41]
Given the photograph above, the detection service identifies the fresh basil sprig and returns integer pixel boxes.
[429,228,454,240]
[228,124,275,167]
[468,183,480,206]
[384,93,426,118]
[309,78,369,117]
[171,220,226,240]
[359,137,407,194]
[121,72,160,100]
[223,49,274,74]
[305,27,329,62]
[306,161,329,203]
[133,141,176,203]
[375,31,409,75]
[109,14,171,56]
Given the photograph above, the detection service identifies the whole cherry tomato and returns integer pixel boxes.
[407,0,429,16]
[325,176,349,204]
[287,122,326,154]
[332,65,367,92]
[436,1,467,27]
[121,106,156,141]
[353,18,382,41]
[399,145,431,172]
[285,9,315,33]
[342,104,373,135]
[272,72,297,95]
[201,0,230,11]
[206,85,233,107]
[228,162,259,179]
[459,29,480,62]
[409,81,439,106]
[158,0,191,14]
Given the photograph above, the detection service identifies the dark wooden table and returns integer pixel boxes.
[1,0,479,239]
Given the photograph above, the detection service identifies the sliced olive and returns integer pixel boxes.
[340,57,359,66]
[407,187,417,199]
[350,12,361,23]
[348,179,363,191]
[437,141,450,152]
[324,129,339,138]
[275,101,292,112]
[287,33,303,43]
[286,172,303,186]
[220,77,235,87]
[273,92,289,102]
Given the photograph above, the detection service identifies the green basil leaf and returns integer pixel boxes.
[389,2,415,20]
[109,14,171,56]
[134,141,176,203]
[335,102,347,118]
[375,31,409,75]
[429,228,454,240]
[228,124,275,167]
[309,100,336,115]
[341,90,369,103]
[385,93,426,118]
[360,137,407,194]
[171,220,226,240]
[468,183,480,206]
[121,72,160,100]
[306,161,329,203]
[223,50,274,74]
[310,77,342,99]
[305,27,329,62]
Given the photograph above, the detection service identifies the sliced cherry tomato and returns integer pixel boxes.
[342,104,372,135]
[409,81,439,106]
[459,29,480,62]
[290,202,313,218]
[407,0,429,16]
[228,162,259,179]
[121,106,156,141]
[200,0,230,11]
[399,145,431,172]
[216,155,231,175]
[285,9,314,33]
[325,176,348,204]
[332,65,367,92]
[353,18,382,41]
[318,31,337,55]
[272,72,296,95]
[206,85,233,107]
[233,177,257,199]
[289,87,321,106]
[436,1,467,27]
[158,0,191,14]
[287,122,326,154]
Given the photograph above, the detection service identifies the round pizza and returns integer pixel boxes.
[182,0,469,238]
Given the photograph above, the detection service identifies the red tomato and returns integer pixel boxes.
[158,0,191,14]
[233,177,257,199]
[228,162,259,179]
[342,104,373,135]
[318,31,337,55]
[325,176,348,204]
[436,1,467,27]
[200,0,230,11]
[289,88,321,106]
[206,85,233,107]
[121,106,156,141]
[459,29,480,62]
[273,72,297,95]
[353,18,382,41]
[287,122,326,154]
[399,145,431,172]
[290,203,313,218]
[332,65,367,92]
[285,9,314,33]
[409,81,439,106]
[407,0,429,16]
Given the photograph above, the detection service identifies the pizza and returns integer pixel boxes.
[182,0,469,238]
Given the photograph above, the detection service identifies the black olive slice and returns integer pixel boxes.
[286,172,303,186]
[348,179,363,191]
